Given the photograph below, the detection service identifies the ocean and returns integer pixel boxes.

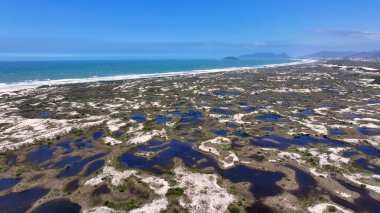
[0,59,302,91]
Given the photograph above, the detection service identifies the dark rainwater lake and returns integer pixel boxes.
[0,188,50,213]
[357,127,380,135]
[255,114,291,122]
[31,199,81,213]
[57,153,107,178]
[0,178,21,192]
[26,146,55,164]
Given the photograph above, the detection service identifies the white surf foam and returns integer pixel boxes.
[0,59,316,94]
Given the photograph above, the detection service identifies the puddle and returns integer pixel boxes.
[135,140,168,152]
[237,102,248,106]
[226,123,239,128]
[242,106,258,113]
[354,158,380,175]
[251,135,380,157]
[217,165,284,198]
[0,178,21,192]
[251,138,288,149]
[290,109,315,118]
[300,109,315,116]
[131,113,146,122]
[255,114,290,122]
[342,151,358,158]
[357,128,380,135]
[345,114,365,119]
[260,127,274,131]
[324,88,339,94]
[173,101,186,107]
[6,155,16,165]
[120,140,197,174]
[252,135,350,149]
[114,131,124,137]
[332,176,380,213]
[33,112,52,119]
[31,199,81,213]
[211,108,237,115]
[56,141,74,154]
[75,139,94,149]
[246,202,274,213]
[155,115,172,123]
[329,129,345,135]
[92,184,110,196]
[192,129,202,135]
[368,101,380,105]
[211,129,229,136]
[92,130,105,140]
[213,91,240,96]
[286,168,362,212]
[84,159,105,176]
[57,153,107,178]
[0,188,50,213]
[65,179,80,192]
[355,146,380,158]
[233,131,250,138]
[286,165,318,197]
[51,156,82,169]
[31,174,44,181]
[285,165,368,212]
[26,146,56,164]
[214,103,233,107]
[290,113,306,118]
[170,110,203,127]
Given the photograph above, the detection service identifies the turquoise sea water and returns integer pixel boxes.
[0,59,296,85]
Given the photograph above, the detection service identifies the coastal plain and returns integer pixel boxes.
[1,60,380,213]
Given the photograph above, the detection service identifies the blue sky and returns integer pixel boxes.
[1,0,380,59]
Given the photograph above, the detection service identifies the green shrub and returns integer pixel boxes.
[165,187,184,197]
[372,77,380,84]
[104,200,114,207]
[125,199,141,210]
[104,199,141,210]
[307,156,318,166]
[116,185,127,192]
[71,128,84,136]
[328,205,337,212]
[228,203,240,213]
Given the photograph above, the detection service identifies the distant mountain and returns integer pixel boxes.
[349,50,380,58]
[301,51,357,59]
[223,56,239,60]
[301,50,380,59]
[238,52,291,60]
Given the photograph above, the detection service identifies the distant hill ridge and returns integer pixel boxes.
[302,50,380,59]
[223,52,291,60]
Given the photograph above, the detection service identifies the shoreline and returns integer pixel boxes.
[0,59,316,94]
